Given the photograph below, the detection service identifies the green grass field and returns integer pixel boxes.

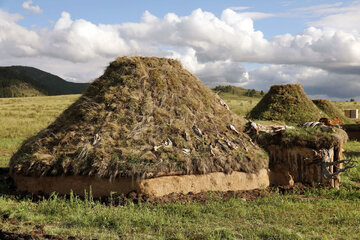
[0,95,79,167]
[0,94,359,239]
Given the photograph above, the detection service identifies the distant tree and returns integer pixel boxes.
[250,89,256,97]
[260,90,264,96]
[350,98,355,102]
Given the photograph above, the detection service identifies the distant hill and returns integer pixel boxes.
[212,85,264,116]
[213,85,265,98]
[0,66,89,98]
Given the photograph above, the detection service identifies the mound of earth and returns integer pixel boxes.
[312,99,352,124]
[248,84,324,123]
[10,57,269,196]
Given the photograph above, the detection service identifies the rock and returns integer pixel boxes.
[183,131,191,141]
[219,99,230,110]
[192,126,203,137]
[164,138,173,148]
[226,139,238,150]
[182,148,190,155]
[92,133,101,145]
[227,124,239,135]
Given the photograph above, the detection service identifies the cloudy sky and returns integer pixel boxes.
[1,0,360,100]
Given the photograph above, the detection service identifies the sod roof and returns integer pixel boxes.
[256,126,348,150]
[248,84,324,124]
[312,99,353,124]
[10,57,268,179]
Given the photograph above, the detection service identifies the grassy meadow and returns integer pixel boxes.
[0,93,359,239]
[0,95,79,167]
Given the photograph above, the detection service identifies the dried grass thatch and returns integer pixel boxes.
[10,57,268,179]
[312,99,353,124]
[248,84,324,123]
[255,127,348,150]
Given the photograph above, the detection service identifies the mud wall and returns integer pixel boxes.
[12,169,270,198]
[267,145,341,188]
[342,124,360,140]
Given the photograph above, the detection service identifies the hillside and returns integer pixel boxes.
[213,85,264,96]
[0,66,89,98]
[212,86,263,116]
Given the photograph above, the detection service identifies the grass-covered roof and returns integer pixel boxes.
[312,99,353,124]
[248,84,325,124]
[10,56,268,179]
[256,126,348,150]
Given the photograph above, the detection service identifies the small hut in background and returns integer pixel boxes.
[246,121,349,189]
[344,109,358,119]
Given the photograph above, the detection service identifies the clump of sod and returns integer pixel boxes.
[312,99,353,124]
[256,127,348,150]
[248,84,325,124]
[10,57,268,179]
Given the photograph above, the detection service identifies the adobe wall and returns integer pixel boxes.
[12,168,270,198]
[267,145,341,188]
[342,124,360,140]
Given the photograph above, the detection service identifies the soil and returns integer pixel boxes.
[0,229,77,240]
[0,218,78,240]
[0,167,329,204]
[148,188,270,204]
[1,169,269,204]
[0,168,328,239]
[12,169,270,198]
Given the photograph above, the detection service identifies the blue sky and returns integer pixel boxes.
[1,0,360,100]
[1,0,346,36]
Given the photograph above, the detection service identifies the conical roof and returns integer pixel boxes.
[312,99,352,124]
[248,84,324,123]
[10,57,268,179]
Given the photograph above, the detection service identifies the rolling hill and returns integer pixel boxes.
[212,85,264,116]
[0,66,89,98]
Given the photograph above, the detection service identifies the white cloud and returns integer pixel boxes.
[1,6,360,99]
[0,10,39,56]
[292,2,344,17]
[237,12,275,20]
[0,9,23,22]
[41,12,131,62]
[22,0,42,14]
[118,8,270,63]
[168,48,249,87]
[247,64,360,100]
[310,5,360,32]
[268,26,360,70]
[229,6,251,11]
[229,6,275,19]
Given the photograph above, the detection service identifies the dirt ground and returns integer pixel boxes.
[0,167,318,239]
[0,222,77,240]
[0,167,312,205]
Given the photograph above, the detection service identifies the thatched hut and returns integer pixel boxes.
[248,84,324,123]
[10,57,269,197]
[249,123,348,188]
[312,99,352,124]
